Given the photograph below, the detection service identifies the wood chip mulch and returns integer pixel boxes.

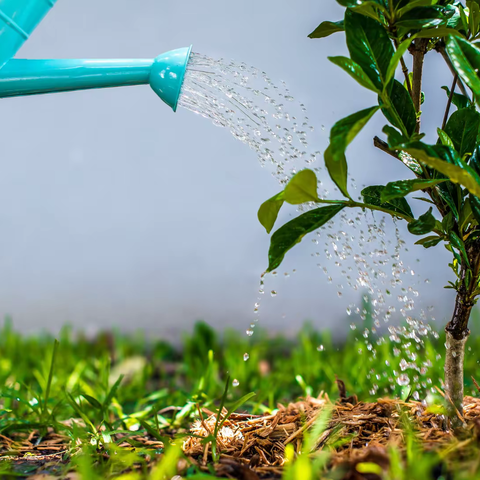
[1,394,479,479]
[182,394,480,479]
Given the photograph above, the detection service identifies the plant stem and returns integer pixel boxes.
[412,38,428,133]
[444,238,480,426]
[373,136,401,161]
[400,56,413,98]
[444,332,467,428]
[393,34,413,99]
[442,73,458,130]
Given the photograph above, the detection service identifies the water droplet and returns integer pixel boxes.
[317,345,324,352]
[271,290,277,297]
[243,353,250,361]
[246,329,254,336]
[397,374,410,386]
[232,379,240,387]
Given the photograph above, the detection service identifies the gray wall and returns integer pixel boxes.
[0,0,454,337]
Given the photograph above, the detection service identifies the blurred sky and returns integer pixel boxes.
[0,0,461,337]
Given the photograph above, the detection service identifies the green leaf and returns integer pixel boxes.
[361,185,414,218]
[437,128,455,148]
[468,0,480,36]
[395,6,452,29]
[284,170,319,204]
[345,10,394,90]
[267,204,345,272]
[308,20,344,39]
[469,194,480,224]
[449,231,470,266]
[396,0,437,17]
[414,235,443,248]
[442,211,455,233]
[407,207,436,235]
[380,80,417,137]
[399,142,480,197]
[258,192,284,234]
[445,36,480,102]
[443,108,480,157]
[385,37,413,88]
[381,178,447,202]
[328,56,380,93]
[81,393,102,410]
[104,374,124,408]
[383,125,408,149]
[325,106,379,198]
[441,85,471,110]
[413,27,465,38]
[324,146,349,199]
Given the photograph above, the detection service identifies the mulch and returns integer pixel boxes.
[1,393,480,479]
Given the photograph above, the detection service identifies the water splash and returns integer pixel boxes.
[178,52,439,397]
[178,53,318,185]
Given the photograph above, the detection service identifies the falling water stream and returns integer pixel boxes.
[178,52,440,397]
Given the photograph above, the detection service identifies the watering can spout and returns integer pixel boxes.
[0,0,192,110]
[0,0,59,69]
[0,46,192,111]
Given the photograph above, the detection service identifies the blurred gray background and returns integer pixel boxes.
[0,0,459,337]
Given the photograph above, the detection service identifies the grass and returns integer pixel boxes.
[0,315,478,479]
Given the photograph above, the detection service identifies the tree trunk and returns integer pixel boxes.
[444,238,480,427]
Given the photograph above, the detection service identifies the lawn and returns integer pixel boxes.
[0,315,479,479]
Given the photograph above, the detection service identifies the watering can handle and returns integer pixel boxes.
[0,0,58,69]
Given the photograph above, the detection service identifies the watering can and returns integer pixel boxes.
[0,0,191,111]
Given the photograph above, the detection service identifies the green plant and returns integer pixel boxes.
[258,0,480,426]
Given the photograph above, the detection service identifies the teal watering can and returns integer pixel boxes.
[0,0,191,111]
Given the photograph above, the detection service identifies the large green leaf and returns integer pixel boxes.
[361,185,414,218]
[413,26,465,38]
[284,170,319,204]
[308,20,344,39]
[443,108,480,157]
[267,205,345,272]
[345,10,394,90]
[441,85,471,110]
[468,0,480,36]
[445,36,480,102]
[258,192,284,234]
[396,0,437,17]
[325,106,379,198]
[395,6,452,29]
[469,194,480,224]
[407,207,436,235]
[437,128,455,149]
[399,141,480,197]
[380,80,417,137]
[381,178,447,202]
[328,56,380,93]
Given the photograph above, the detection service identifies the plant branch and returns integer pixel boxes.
[315,194,443,235]
[442,73,458,130]
[373,136,401,161]
[393,35,413,99]
[412,38,428,133]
